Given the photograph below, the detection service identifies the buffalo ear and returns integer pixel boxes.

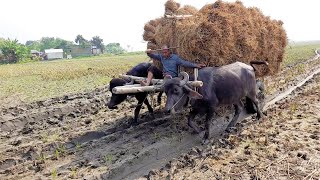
[184,86,203,99]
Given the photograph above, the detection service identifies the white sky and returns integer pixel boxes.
[0,0,319,51]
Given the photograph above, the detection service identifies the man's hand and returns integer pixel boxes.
[197,63,206,69]
[145,49,152,54]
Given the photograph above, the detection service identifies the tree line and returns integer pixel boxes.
[0,35,127,63]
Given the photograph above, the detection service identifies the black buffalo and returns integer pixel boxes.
[107,62,163,125]
[163,61,267,141]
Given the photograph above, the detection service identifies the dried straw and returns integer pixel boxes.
[143,0,287,76]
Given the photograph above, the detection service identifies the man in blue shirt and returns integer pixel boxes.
[140,45,205,86]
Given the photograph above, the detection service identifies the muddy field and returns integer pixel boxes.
[0,54,319,180]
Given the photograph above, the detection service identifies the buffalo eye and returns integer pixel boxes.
[173,87,179,94]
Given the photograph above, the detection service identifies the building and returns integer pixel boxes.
[65,45,91,58]
[31,50,40,56]
[91,46,102,55]
[44,49,63,60]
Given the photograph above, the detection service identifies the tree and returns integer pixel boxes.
[75,34,89,47]
[25,40,41,50]
[91,36,104,53]
[54,38,73,51]
[0,38,30,63]
[105,43,126,54]
[25,37,73,52]
[25,40,34,46]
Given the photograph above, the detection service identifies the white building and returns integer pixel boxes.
[44,49,63,60]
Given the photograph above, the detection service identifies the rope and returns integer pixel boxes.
[170,94,186,111]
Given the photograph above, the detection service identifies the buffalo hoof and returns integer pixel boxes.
[201,139,210,145]
[255,113,263,120]
[258,115,267,121]
[107,105,118,110]
[225,126,237,133]
[129,118,139,126]
[203,132,210,142]
[188,122,201,134]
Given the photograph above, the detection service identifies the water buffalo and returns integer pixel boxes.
[107,62,163,125]
[163,61,267,141]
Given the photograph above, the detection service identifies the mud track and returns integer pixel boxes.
[0,55,319,179]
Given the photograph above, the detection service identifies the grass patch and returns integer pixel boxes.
[0,54,148,103]
[283,43,320,66]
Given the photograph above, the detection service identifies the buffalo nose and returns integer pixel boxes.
[107,103,115,109]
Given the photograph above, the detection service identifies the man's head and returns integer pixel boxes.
[161,45,171,58]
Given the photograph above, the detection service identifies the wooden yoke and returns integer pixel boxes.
[194,68,199,91]
[113,74,203,94]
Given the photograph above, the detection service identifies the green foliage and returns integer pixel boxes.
[104,154,113,164]
[25,37,74,52]
[51,168,57,180]
[75,34,90,47]
[0,38,30,63]
[105,43,126,54]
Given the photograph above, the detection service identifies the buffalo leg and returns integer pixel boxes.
[157,92,163,105]
[227,101,244,129]
[132,94,147,124]
[248,88,262,119]
[144,98,155,119]
[188,109,201,133]
[203,108,214,140]
[251,98,262,119]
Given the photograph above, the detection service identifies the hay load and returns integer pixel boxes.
[143,0,287,76]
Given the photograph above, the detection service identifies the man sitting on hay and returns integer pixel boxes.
[140,45,205,86]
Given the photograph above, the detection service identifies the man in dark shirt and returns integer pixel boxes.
[140,45,205,86]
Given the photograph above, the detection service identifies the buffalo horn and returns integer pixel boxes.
[179,72,189,86]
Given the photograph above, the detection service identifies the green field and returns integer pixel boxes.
[0,54,148,103]
[283,43,320,66]
[0,43,319,104]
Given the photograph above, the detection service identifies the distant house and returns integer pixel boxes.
[30,50,41,60]
[31,50,40,57]
[91,46,101,55]
[65,45,101,57]
[66,45,91,58]
[44,49,63,60]
[31,50,40,56]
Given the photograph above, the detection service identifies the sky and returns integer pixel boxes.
[0,0,319,51]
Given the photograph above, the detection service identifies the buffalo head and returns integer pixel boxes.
[163,72,203,113]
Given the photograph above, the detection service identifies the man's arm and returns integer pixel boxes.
[146,49,162,61]
[176,56,199,68]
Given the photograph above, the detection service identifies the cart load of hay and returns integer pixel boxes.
[143,0,287,77]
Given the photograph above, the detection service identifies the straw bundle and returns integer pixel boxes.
[143,0,287,77]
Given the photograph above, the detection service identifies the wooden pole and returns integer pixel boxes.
[119,74,163,85]
[112,85,162,94]
[113,81,203,94]
[165,14,193,19]
[194,68,199,91]
[148,46,179,52]
[119,74,203,87]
